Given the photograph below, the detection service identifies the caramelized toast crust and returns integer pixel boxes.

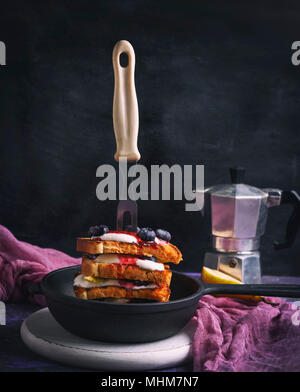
[74,284,171,302]
[77,238,182,264]
[81,256,172,285]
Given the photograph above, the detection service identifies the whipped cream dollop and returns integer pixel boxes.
[93,232,139,244]
[136,258,164,271]
[74,274,157,290]
[92,254,164,271]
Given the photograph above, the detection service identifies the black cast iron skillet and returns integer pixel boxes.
[29,266,300,343]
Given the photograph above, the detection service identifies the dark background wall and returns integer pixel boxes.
[0,0,299,275]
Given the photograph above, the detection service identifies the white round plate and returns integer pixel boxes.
[21,308,195,371]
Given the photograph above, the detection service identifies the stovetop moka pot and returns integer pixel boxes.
[197,167,300,283]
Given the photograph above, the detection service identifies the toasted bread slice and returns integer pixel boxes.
[76,238,182,264]
[74,284,171,302]
[81,256,172,285]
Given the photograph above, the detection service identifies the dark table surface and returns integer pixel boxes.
[1,273,300,372]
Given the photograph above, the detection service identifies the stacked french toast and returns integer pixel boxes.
[74,225,182,302]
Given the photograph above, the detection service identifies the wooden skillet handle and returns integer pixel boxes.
[112,40,140,162]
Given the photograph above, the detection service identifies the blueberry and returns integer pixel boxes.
[138,227,156,242]
[124,225,140,233]
[126,280,148,286]
[98,224,109,235]
[88,226,100,237]
[88,224,109,237]
[142,255,157,262]
[155,229,171,242]
[87,254,97,260]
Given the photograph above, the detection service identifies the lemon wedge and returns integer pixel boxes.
[201,266,262,303]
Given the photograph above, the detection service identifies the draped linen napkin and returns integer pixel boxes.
[0,225,79,305]
[192,295,300,372]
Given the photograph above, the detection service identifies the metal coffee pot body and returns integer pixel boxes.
[197,167,300,283]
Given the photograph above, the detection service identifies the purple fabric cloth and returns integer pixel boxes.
[192,295,300,372]
[0,225,80,305]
